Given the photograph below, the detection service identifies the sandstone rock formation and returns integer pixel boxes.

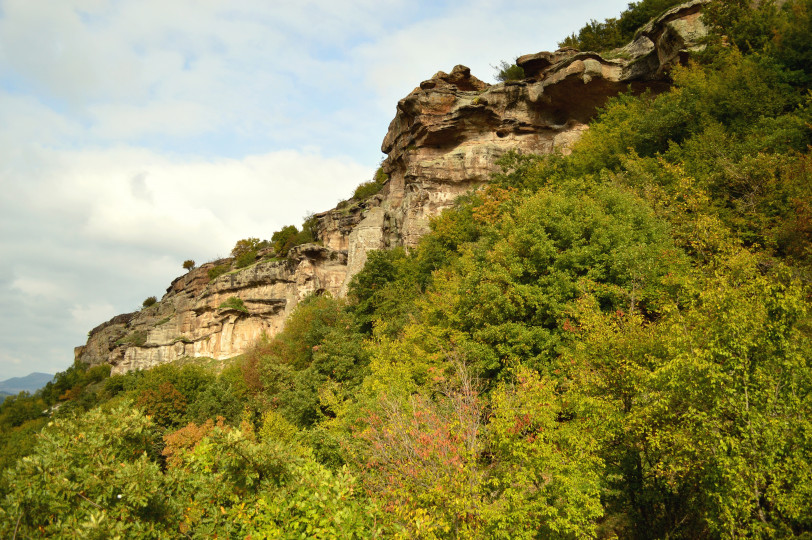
[76,0,708,374]
[76,245,347,374]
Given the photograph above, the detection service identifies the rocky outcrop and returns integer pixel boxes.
[75,245,348,374]
[315,0,708,290]
[76,0,708,373]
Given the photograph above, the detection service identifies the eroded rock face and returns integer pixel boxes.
[316,0,708,291]
[76,245,348,375]
[76,0,708,373]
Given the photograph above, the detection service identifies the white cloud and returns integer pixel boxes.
[88,101,216,139]
[70,302,118,333]
[11,277,66,300]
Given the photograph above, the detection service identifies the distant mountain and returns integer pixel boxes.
[0,372,54,396]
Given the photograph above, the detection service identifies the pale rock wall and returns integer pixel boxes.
[76,245,348,375]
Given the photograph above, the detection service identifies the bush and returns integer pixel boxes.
[235,250,257,269]
[558,0,686,51]
[231,238,266,258]
[142,296,157,308]
[271,225,300,256]
[352,167,388,200]
[219,296,248,313]
[207,263,230,281]
[493,60,525,82]
[116,330,148,347]
[182,259,195,271]
[300,213,319,244]
[270,220,319,257]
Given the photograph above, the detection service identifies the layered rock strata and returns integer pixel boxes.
[76,245,347,374]
[76,0,708,373]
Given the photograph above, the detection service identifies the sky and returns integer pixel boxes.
[0,0,633,379]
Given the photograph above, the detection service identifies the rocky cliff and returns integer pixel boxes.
[75,0,708,374]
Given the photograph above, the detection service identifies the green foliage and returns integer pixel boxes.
[231,237,267,268]
[219,296,248,313]
[117,330,147,347]
[558,0,686,51]
[0,404,169,538]
[348,247,413,335]
[567,45,812,265]
[271,225,299,256]
[403,180,683,382]
[493,60,525,82]
[0,363,114,473]
[207,263,230,281]
[566,252,812,538]
[0,392,44,429]
[484,367,603,538]
[3,4,812,536]
[230,237,263,258]
[235,249,257,268]
[182,259,195,271]
[352,166,388,200]
[300,212,319,243]
[268,214,321,257]
[240,295,370,429]
[0,403,382,538]
[141,296,157,308]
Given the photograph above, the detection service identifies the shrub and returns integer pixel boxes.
[231,238,266,258]
[558,0,686,51]
[271,225,299,256]
[182,259,195,271]
[142,296,157,308]
[352,167,389,200]
[300,213,319,244]
[136,382,187,428]
[208,263,230,281]
[493,60,525,82]
[116,330,148,347]
[219,296,248,313]
[268,214,321,258]
[235,250,257,269]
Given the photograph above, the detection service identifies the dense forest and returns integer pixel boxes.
[2,0,811,537]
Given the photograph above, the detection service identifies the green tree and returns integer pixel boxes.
[271,225,300,256]
[0,404,172,538]
[566,251,812,538]
[493,60,525,82]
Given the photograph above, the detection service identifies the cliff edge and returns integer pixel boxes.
[75,0,708,374]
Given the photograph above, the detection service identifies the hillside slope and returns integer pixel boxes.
[75,0,709,374]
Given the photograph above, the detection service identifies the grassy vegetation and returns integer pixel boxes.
[351,166,388,200]
[218,296,248,313]
[115,330,147,347]
[207,263,230,281]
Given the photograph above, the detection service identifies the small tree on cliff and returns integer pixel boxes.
[182,259,196,271]
[493,60,524,81]
[231,238,263,258]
